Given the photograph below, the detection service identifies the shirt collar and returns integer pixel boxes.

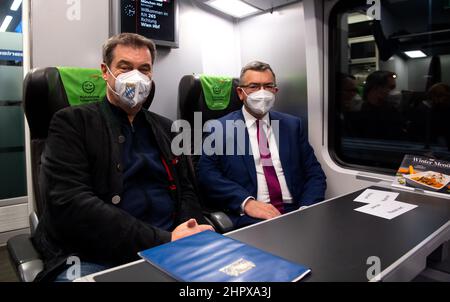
[242,106,270,128]
[107,99,145,124]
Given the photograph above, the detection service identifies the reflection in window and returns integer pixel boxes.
[330,0,450,173]
[0,0,26,199]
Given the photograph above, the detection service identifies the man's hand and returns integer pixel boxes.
[171,219,215,241]
[244,199,281,220]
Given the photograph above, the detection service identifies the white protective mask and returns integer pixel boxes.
[244,89,275,116]
[106,66,152,108]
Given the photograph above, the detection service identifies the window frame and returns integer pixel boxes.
[328,0,450,176]
[328,0,404,176]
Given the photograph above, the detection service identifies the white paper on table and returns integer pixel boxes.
[354,189,400,204]
[354,200,418,220]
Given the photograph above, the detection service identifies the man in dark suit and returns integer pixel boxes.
[197,61,326,228]
[32,33,213,281]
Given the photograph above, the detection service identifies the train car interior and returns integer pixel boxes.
[0,0,450,283]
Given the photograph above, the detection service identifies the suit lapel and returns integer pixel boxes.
[235,110,257,188]
[271,112,293,192]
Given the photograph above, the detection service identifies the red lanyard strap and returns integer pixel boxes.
[161,156,177,191]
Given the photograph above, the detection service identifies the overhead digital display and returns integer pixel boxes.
[120,0,178,48]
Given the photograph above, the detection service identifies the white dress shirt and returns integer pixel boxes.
[241,107,293,212]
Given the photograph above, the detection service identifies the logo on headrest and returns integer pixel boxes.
[213,85,222,95]
[82,81,96,94]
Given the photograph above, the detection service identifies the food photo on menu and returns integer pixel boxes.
[393,154,450,195]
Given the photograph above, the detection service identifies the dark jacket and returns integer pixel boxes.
[32,99,206,281]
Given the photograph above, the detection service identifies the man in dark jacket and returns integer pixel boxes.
[32,33,213,281]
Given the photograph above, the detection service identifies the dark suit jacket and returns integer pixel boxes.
[32,99,206,281]
[197,110,326,226]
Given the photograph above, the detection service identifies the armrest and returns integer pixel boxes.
[202,210,234,234]
[29,212,39,236]
[7,234,44,282]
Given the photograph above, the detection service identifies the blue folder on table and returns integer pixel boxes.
[138,230,311,282]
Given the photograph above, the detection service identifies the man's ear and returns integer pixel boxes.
[236,87,245,102]
[101,63,108,81]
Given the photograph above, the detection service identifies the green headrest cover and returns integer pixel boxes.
[57,67,106,106]
[199,75,233,111]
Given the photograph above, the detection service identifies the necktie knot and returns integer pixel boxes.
[256,120,270,158]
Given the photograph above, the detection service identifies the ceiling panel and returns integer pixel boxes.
[243,0,300,11]
[0,0,22,33]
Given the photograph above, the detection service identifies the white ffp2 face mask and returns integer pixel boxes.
[243,89,275,116]
[106,66,152,108]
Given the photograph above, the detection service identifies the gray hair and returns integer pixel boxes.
[103,33,157,67]
[239,61,277,85]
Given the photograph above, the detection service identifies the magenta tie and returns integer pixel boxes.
[256,120,285,214]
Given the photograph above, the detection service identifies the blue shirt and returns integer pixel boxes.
[109,103,175,231]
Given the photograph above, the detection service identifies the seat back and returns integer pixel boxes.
[178,74,242,131]
[7,67,155,282]
[178,74,242,161]
[23,67,155,216]
[177,74,241,232]
[177,74,242,171]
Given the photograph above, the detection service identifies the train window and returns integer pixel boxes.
[330,0,450,174]
[0,1,26,200]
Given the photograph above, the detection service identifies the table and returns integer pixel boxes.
[78,186,450,282]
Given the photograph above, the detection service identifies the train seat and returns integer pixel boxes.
[7,66,154,281]
[177,74,242,233]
